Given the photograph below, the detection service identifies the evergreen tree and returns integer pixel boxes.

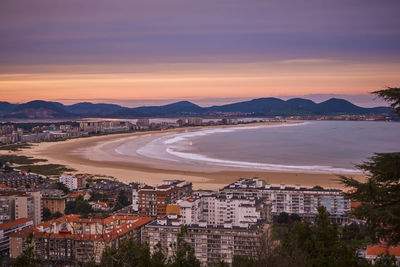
[341,87,400,245]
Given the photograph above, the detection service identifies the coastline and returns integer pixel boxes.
[15,121,365,190]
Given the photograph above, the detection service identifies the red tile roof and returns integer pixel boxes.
[9,214,154,242]
[0,218,32,231]
[351,202,361,209]
[67,191,87,198]
[366,244,400,257]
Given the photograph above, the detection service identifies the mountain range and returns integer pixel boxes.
[0,98,391,119]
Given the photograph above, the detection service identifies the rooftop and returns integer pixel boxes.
[366,244,400,257]
[0,218,32,231]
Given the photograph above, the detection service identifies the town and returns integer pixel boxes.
[0,168,395,266]
[0,114,392,146]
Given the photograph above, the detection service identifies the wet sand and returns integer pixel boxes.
[15,122,365,190]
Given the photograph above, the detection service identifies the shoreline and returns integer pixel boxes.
[14,121,365,190]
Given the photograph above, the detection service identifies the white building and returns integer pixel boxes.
[59,174,86,190]
[221,178,351,224]
[175,194,271,227]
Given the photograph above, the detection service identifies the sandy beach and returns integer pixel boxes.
[14,122,365,190]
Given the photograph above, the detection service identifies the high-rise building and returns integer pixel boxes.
[221,178,351,224]
[0,218,33,256]
[138,180,192,217]
[0,191,42,225]
[145,214,267,265]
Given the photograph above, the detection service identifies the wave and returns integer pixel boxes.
[129,122,361,174]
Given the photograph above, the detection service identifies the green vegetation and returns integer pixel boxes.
[113,191,131,211]
[0,143,33,152]
[0,154,73,176]
[52,181,70,194]
[16,164,75,176]
[43,207,64,221]
[373,87,400,116]
[341,152,400,245]
[234,207,386,267]
[100,226,200,267]
[0,154,47,165]
[65,195,92,216]
[341,87,400,246]
[12,233,40,267]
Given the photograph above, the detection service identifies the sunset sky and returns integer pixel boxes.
[1,0,400,107]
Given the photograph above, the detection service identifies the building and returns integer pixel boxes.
[66,191,90,202]
[0,191,42,225]
[138,180,192,217]
[174,194,271,227]
[10,214,153,264]
[0,218,33,256]
[145,214,267,266]
[41,189,66,215]
[60,174,86,190]
[0,171,41,188]
[221,178,351,224]
[365,244,400,265]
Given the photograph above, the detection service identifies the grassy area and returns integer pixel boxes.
[0,154,47,165]
[16,164,75,176]
[0,143,33,151]
[271,224,289,240]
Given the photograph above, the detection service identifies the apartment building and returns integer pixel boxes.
[145,214,266,266]
[0,191,42,225]
[175,194,271,227]
[60,174,86,190]
[41,189,66,215]
[0,218,33,256]
[10,214,153,264]
[221,178,351,224]
[138,180,192,217]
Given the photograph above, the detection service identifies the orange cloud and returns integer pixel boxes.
[1,60,399,103]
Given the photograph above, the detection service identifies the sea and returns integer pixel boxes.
[116,121,400,174]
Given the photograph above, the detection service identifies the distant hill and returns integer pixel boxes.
[0,98,391,119]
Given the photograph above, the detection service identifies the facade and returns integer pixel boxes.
[0,172,41,188]
[60,174,86,190]
[41,189,66,215]
[0,218,33,256]
[145,214,266,266]
[0,191,42,225]
[138,180,192,217]
[175,194,271,227]
[10,214,153,264]
[221,178,351,224]
[66,191,90,202]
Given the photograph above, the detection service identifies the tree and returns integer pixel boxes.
[42,207,52,221]
[272,207,367,267]
[276,212,289,224]
[114,190,131,211]
[372,87,400,116]
[53,211,63,219]
[53,181,70,194]
[169,226,201,267]
[12,233,40,267]
[100,237,151,267]
[341,153,400,245]
[341,87,400,245]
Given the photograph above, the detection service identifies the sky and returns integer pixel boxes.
[1,0,400,107]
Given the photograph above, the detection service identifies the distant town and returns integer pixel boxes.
[0,114,393,146]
